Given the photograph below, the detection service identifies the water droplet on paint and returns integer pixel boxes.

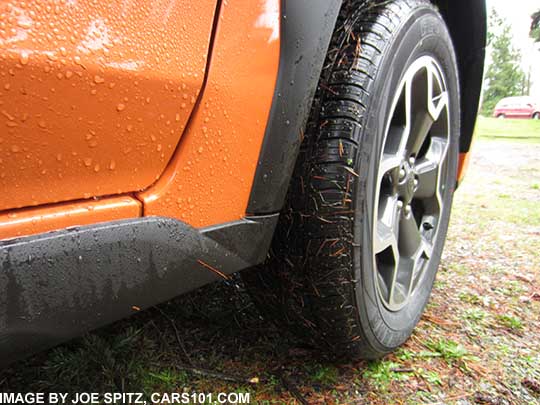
[20,51,30,65]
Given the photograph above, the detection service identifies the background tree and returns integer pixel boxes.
[481,10,526,115]
[531,10,540,43]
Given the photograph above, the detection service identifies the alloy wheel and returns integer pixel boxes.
[373,56,450,312]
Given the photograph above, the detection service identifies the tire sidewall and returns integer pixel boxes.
[353,5,460,353]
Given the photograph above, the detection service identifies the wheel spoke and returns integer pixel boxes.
[415,159,438,198]
[428,91,449,122]
[375,196,402,304]
[378,153,402,182]
[396,77,413,157]
[427,137,449,165]
[420,239,433,260]
[411,239,433,280]
[375,196,401,254]
[408,110,434,156]
[416,136,449,199]
[391,233,433,306]
[375,222,395,254]
[406,66,434,156]
[389,275,408,308]
[389,256,414,306]
[427,63,449,121]
[399,212,421,257]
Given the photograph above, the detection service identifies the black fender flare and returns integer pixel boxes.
[435,0,487,153]
[247,0,486,216]
[247,0,343,215]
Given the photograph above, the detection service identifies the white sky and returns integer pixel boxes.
[486,0,540,98]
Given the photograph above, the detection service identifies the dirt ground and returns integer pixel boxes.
[1,139,539,404]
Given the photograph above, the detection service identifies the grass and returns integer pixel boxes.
[309,365,340,386]
[475,116,540,143]
[495,314,524,332]
[418,369,443,386]
[1,119,539,404]
[462,308,487,322]
[461,197,540,227]
[423,339,471,363]
[458,291,481,305]
[362,361,411,389]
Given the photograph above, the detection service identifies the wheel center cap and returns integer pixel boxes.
[406,169,416,195]
[398,161,418,203]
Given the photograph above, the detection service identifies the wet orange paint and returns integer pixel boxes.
[457,152,471,185]
[140,0,280,227]
[0,0,218,211]
[0,196,141,240]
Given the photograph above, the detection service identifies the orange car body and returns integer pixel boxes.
[1,0,279,239]
[0,0,486,365]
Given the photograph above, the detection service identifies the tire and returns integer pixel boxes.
[533,113,540,120]
[243,0,460,360]
[497,114,506,119]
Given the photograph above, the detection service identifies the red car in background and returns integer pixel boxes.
[493,96,540,119]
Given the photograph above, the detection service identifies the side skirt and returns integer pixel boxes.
[0,214,277,366]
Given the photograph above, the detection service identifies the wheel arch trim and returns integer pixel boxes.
[433,0,487,153]
[247,0,343,215]
[247,0,486,215]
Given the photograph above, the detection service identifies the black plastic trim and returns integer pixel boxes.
[434,0,487,153]
[247,0,486,216]
[247,0,343,215]
[0,214,277,366]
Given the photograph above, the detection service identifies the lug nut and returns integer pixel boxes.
[409,157,416,165]
[405,205,412,216]
[399,169,406,179]
[414,179,419,187]
[397,200,404,209]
